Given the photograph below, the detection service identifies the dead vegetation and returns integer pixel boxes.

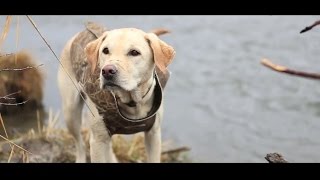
[0,112,191,163]
[1,16,44,114]
[0,51,44,112]
[261,19,320,79]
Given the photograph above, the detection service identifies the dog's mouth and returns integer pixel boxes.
[103,81,122,89]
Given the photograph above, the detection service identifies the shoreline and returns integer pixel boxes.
[0,124,191,163]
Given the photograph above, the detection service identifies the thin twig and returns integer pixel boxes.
[0,91,22,105]
[0,134,32,154]
[15,16,20,65]
[0,100,29,106]
[161,146,191,155]
[261,58,320,80]
[0,114,11,143]
[0,91,22,100]
[0,90,21,99]
[0,16,12,49]
[0,64,43,72]
[151,28,170,36]
[22,151,29,163]
[8,146,15,163]
[1,97,15,100]
[26,15,95,117]
[0,53,13,57]
[300,20,320,33]
[0,114,15,163]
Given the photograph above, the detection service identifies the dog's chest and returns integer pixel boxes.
[79,65,169,137]
[79,67,157,136]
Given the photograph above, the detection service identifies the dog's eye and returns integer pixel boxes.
[128,50,140,56]
[102,47,109,54]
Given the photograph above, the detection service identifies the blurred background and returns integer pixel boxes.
[1,15,320,162]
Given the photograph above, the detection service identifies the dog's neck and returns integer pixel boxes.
[112,73,156,119]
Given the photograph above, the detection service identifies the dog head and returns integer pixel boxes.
[85,28,175,91]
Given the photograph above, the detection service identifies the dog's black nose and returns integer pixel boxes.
[102,65,117,79]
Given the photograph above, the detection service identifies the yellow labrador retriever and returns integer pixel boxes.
[57,22,175,163]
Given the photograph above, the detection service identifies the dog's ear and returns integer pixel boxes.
[85,32,107,73]
[145,33,175,73]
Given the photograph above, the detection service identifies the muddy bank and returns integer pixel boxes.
[0,126,190,163]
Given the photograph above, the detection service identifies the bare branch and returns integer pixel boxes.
[26,15,95,117]
[8,146,15,163]
[0,91,29,106]
[0,114,16,162]
[161,146,191,155]
[0,114,10,141]
[0,96,16,101]
[300,20,320,33]
[0,134,32,154]
[1,114,32,156]
[0,100,29,106]
[261,59,320,80]
[265,153,288,163]
[150,28,171,36]
[0,53,13,57]
[0,91,22,100]
[0,64,43,72]
[0,16,12,49]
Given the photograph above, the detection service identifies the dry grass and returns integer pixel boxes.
[0,113,32,163]
[0,111,190,163]
[0,51,44,105]
[0,16,12,50]
[1,15,43,125]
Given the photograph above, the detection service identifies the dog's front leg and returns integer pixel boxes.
[90,120,118,163]
[144,105,163,163]
[145,126,161,163]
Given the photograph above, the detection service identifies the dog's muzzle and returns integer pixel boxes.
[102,65,117,80]
[101,65,122,88]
